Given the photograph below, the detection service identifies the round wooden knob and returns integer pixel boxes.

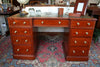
[14,31,17,33]
[73,50,75,53]
[77,22,80,25]
[87,23,90,26]
[59,21,61,24]
[41,21,44,24]
[13,22,16,24]
[82,50,84,53]
[16,40,19,42]
[75,32,78,35]
[24,31,27,33]
[26,49,29,52]
[84,41,87,44]
[74,40,77,44]
[86,32,88,35]
[17,49,19,51]
[25,40,28,42]
[23,22,26,24]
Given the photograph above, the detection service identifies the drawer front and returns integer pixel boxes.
[11,36,33,45]
[13,46,34,55]
[70,20,95,28]
[10,28,33,36]
[69,38,92,46]
[68,47,89,56]
[8,19,32,27]
[70,29,94,37]
[33,19,69,27]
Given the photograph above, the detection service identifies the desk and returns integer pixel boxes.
[87,6,100,29]
[8,14,96,61]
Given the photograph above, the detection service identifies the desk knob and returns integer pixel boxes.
[14,31,17,33]
[59,21,61,24]
[82,50,84,53]
[75,32,78,35]
[24,31,27,33]
[87,23,90,26]
[13,22,16,24]
[23,22,26,24]
[17,49,20,51]
[73,50,75,53]
[25,40,28,42]
[77,22,80,26]
[26,49,29,52]
[86,32,88,35]
[84,41,87,44]
[41,21,44,24]
[74,40,77,44]
[16,40,19,42]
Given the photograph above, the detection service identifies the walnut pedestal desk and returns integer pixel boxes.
[8,14,96,61]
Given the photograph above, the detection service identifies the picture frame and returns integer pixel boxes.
[74,0,89,15]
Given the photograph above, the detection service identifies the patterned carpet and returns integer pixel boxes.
[0,35,100,67]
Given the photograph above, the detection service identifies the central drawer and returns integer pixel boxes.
[33,19,69,27]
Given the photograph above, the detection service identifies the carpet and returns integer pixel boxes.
[0,35,100,67]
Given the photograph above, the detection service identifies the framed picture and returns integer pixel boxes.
[74,0,89,15]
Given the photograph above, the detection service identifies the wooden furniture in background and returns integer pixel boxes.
[74,0,89,15]
[90,3,98,6]
[8,13,96,61]
[29,1,40,5]
[87,6,100,29]
[29,0,48,3]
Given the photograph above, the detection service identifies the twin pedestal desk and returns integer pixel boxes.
[8,14,96,61]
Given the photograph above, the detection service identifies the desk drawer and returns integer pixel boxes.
[11,36,33,45]
[33,19,69,27]
[69,38,92,46]
[10,28,33,36]
[70,20,95,28]
[68,47,89,56]
[8,19,32,27]
[70,29,94,37]
[13,46,34,55]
